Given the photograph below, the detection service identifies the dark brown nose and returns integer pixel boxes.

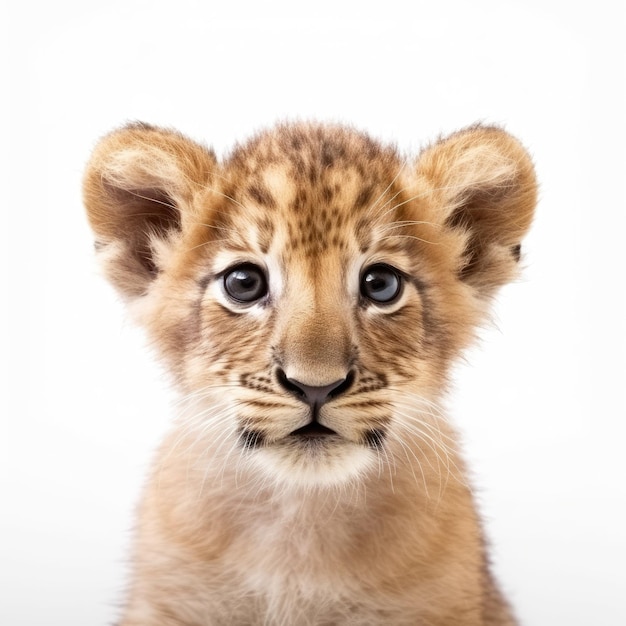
[276,368,354,408]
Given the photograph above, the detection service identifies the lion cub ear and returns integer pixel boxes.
[83,123,217,299]
[415,126,537,296]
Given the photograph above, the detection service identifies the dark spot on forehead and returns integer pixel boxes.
[353,186,375,211]
[257,216,275,254]
[355,217,373,253]
[247,183,276,209]
[331,233,348,249]
[321,186,334,203]
[320,140,346,168]
[289,135,303,151]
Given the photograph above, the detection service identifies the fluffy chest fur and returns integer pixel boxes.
[84,122,536,625]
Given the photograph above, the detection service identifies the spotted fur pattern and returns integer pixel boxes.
[84,121,536,625]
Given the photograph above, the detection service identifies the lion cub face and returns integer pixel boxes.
[84,123,536,486]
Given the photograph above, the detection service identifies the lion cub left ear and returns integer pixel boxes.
[416,125,538,296]
[83,123,217,300]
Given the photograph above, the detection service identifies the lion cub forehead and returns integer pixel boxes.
[218,123,403,257]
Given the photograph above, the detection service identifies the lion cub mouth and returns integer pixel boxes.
[290,422,337,439]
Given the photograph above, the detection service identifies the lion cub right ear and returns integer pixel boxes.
[83,123,217,299]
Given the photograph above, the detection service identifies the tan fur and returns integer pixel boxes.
[83,121,537,625]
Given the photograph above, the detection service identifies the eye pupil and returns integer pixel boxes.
[361,265,401,304]
[224,264,268,303]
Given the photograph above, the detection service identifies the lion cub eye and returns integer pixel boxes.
[223,263,268,303]
[360,264,402,304]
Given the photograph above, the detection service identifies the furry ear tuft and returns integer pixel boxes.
[416,125,537,295]
[83,123,217,299]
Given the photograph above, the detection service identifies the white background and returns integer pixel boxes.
[2,1,625,625]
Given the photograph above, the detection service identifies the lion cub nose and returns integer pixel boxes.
[276,369,354,408]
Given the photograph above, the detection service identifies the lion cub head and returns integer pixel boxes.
[84,122,536,487]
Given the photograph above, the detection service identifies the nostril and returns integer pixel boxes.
[276,367,307,400]
[328,370,355,399]
[275,368,355,407]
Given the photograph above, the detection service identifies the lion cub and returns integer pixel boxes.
[84,122,536,625]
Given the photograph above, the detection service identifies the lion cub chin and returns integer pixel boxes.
[84,121,536,625]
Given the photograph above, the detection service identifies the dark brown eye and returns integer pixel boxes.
[360,264,402,304]
[223,264,268,303]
